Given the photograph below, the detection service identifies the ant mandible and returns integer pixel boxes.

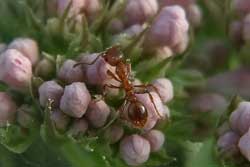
[74,45,163,128]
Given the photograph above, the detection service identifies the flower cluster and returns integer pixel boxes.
[217,101,250,161]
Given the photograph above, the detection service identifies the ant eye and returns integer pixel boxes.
[128,102,148,127]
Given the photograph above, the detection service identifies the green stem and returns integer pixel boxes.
[60,141,103,167]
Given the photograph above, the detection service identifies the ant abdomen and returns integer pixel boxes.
[127,101,148,128]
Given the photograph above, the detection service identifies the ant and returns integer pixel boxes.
[74,45,163,128]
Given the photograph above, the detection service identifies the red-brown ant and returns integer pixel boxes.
[74,45,163,128]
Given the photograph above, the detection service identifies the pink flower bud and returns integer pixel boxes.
[217,131,240,154]
[238,128,250,161]
[190,93,227,113]
[229,102,250,135]
[186,4,202,27]
[159,0,195,8]
[60,82,91,118]
[8,38,39,65]
[172,31,189,54]
[120,134,150,166]
[80,53,116,85]
[35,59,55,79]
[108,19,124,34]
[243,14,250,42]
[105,125,124,144]
[86,100,111,128]
[58,60,85,84]
[144,5,189,50]
[144,130,165,152]
[0,92,17,127]
[57,0,100,20]
[0,49,32,89]
[68,118,88,137]
[50,109,70,131]
[151,78,174,103]
[123,0,159,27]
[123,24,143,38]
[17,105,35,128]
[38,80,64,108]
[233,0,250,16]
[134,92,166,130]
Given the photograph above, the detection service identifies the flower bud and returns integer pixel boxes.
[68,118,88,137]
[58,59,85,84]
[144,130,165,152]
[108,19,124,34]
[50,109,70,132]
[35,59,55,79]
[80,53,116,85]
[186,4,202,27]
[238,128,250,161]
[151,78,174,103]
[144,5,189,50]
[0,92,17,127]
[8,38,39,65]
[217,131,240,155]
[134,92,166,130]
[123,24,143,38]
[232,0,250,16]
[0,43,6,53]
[17,105,35,128]
[123,0,159,27]
[190,93,227,113]
[243,14,250,42]
[86,100,111,128]
[57,0,100,20]
[0,49,32,89]
[159,0,195,8]
[229,102,250,135]
[229,21,243,44]
[172,31,189,54]
[155,46,174,59]
[60,82,91,118]
[38,80,64,108]
[105,125,124,144]
[120,134,150,166]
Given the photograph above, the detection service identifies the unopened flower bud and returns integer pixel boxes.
[60,82,91,118]
[35,59,55,79]
[50,109,70,132]
[243,14,250,42]
[123,24,143,38]
[144,130,165,152]
[68,118,88,137]
[229,102,250,135]
[186,4,202,27]
[0,92,17,127]
[8,38,39,65]
[86,100,111,128]
[217,131,240,155]
[38,80,64,108]
[232,0,250,16]
[238,128,250,161]
[123,0,159,27]
[17,105,35,128]
[172,32,189,54]
[105,125,124,144]
[80,53,116,85]
[0,49,32,89]
[151,78,174,103]
[134,92,166,130]
[120,134,150,166]
[57,0,100,20]
[144,5,189,50]
[58,59,85,84]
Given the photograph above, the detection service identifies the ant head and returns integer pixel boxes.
[103,45,123,66]
[128,101,148,128]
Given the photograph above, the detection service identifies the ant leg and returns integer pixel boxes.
[73,53,102,68]
[107,70,122,83]
[134,84,161,100]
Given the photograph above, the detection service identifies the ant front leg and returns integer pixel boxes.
[73,53,102,68]
[134,84,161,100]
[134,84,163,119]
